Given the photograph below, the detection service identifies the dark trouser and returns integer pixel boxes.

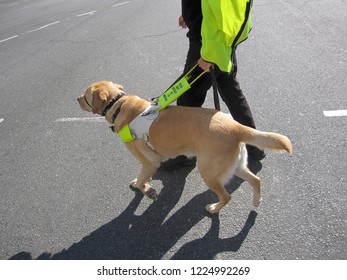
[177,38,256,129]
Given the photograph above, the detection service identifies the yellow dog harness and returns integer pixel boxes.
[118,106,160,145]
[115,63,208,143]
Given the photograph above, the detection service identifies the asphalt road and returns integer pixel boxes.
[0,0,346,260]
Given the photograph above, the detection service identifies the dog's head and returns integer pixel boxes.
[78,80,150,131]
[77,81,125,115]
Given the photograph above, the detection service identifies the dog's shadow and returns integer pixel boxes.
[10,160,262,260]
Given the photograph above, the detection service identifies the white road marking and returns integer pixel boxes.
[0,119,4,124]
[76,11,96,17]
[26,21,60,33]
[113,1,130,7]
[55,117,105,122]
[0,35,18,43]
[1,2,131,43]
[323,110,347,117]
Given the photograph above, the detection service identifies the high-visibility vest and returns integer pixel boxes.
[201,0,253,73]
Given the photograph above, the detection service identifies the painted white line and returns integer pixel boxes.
[0,35,18,43]
[113,1,130,7]
[55,117,105,122]
[26,21,60,33]
[323,110,347,117]
[76,11,96,17]
[0,119,4,124]
[8,3,19,7]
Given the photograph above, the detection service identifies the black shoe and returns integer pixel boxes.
[159,155,196,171]
[246,145,266,161]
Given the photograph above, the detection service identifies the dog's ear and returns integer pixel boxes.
[114,84,124,91]
[92,90,107,114]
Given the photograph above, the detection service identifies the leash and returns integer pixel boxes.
[210,66,220,111]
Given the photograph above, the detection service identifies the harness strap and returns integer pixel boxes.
[110,106,159,144]
[118,125,134,143]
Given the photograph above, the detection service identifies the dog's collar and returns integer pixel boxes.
[110,105,125,136]
[102,93,126,116]
[112,105,122,123]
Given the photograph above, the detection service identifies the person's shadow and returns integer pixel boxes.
[10,160,262,260]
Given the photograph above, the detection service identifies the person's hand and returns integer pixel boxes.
[178,15,187,29]
[198,57,213,71]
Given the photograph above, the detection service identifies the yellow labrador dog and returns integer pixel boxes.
[77,81,292,213]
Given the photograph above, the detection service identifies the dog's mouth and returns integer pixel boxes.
[83,95,93,111]
[77,95,92,112]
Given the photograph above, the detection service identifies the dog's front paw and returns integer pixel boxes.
[129,179,157,200]
[205,203,220,214]
[130,178,138,189]
[252,196,262,207]
[144,185,157,201]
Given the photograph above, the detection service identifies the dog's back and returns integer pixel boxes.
[150,106,291,157]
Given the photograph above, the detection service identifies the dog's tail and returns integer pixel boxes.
[240,125,292,154]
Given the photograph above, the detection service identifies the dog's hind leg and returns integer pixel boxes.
[234,144,261,207]
[204,179,231,214]
[234,166,261,207]
[197,153,236,213]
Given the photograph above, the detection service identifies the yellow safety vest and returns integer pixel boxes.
[201,0,253,72]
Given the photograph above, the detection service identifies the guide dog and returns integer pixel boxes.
[77,81,292,213]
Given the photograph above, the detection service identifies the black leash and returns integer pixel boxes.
[210,66,220,111]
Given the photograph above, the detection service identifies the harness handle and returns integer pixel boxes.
[151,64,209,110]
[150,63,220,111]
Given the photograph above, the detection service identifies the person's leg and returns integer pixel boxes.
[216,53,265,160]
[216,53,256,128]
